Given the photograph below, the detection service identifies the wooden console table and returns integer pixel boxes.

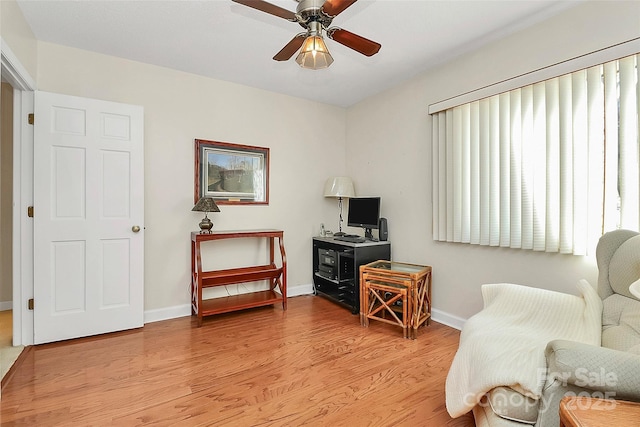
[560,396,640,426]
[191,229,287,327]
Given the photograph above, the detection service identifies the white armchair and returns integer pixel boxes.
[448,229,640,427]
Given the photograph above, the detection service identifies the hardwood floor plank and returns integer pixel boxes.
[1,296,474,426]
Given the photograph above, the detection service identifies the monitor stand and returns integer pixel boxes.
[364,228,374,240]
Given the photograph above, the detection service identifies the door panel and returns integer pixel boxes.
[52,105,86,135]
[52,240,86,313]
[52,146,86,218]
[34,91,144,344]
[102,151,130,218]
[100,239,130,307]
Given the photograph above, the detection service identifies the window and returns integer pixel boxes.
[431,53,640,255]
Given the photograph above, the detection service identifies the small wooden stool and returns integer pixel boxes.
[362,278,412,338]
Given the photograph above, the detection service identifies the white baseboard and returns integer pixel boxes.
[0,301,12,311]
[287,283,314,297]
[144,304,191,324]
[143,284,315,324]
[431,308,466,330]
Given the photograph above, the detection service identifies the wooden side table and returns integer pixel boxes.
[359,260,432,339]
[559,396,640,426]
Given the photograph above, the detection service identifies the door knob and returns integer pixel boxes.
[132,225,141,233]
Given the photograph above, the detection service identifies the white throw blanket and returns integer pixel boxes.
[445,280,602,418]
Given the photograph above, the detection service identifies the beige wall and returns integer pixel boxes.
[36,42,347,311]
[0,82,12,304]
[0,0,37,80]
[345,1,640,322]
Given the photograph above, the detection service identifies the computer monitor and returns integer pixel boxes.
[347,197,380,239]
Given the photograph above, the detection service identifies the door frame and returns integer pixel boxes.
[2,38,36,346]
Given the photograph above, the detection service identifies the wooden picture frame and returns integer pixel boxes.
[194,139,269,205]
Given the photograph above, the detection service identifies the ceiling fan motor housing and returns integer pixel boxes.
[296,0,334,30]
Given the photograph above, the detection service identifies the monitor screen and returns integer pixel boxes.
[347,197,380,230]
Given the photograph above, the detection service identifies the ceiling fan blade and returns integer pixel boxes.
[232,0,297,21]
[273,34,306,61]
[327,28,381,57]
[322,0,358,17]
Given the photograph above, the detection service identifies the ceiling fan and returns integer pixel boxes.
[231,0,381,69]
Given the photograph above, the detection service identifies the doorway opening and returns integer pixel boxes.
[1,80,23,380]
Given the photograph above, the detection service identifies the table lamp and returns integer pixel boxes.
[192,197,220,233]
[323,176,355,236]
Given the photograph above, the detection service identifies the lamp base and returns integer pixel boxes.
[198,216,213,233]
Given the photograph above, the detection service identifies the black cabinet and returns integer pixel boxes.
[312,237,391,313]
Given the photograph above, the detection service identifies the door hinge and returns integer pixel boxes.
[28,298,34,310]
[27,206,34,217]
[28,113,34,125]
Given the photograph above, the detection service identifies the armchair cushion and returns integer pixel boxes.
[602,294,640,354]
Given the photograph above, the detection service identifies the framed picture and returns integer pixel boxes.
[194,139,269,205]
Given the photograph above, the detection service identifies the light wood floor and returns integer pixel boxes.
[0,310,24,380]
[1,296,475,426]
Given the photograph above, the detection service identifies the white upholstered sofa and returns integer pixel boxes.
[451,229,640,427]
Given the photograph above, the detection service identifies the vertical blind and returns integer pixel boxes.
[431,53,640,255]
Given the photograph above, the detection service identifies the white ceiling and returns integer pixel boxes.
[16,0,580,107]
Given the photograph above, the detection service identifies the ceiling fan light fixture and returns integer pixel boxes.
[295,35,334,70]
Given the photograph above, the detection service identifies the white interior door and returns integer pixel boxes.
[33,91,144,344]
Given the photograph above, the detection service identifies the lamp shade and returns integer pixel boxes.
[192,197,220,213]
[295,35,334,70]
[324,177,355,198]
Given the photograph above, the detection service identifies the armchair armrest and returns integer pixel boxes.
[545,339,640,401]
